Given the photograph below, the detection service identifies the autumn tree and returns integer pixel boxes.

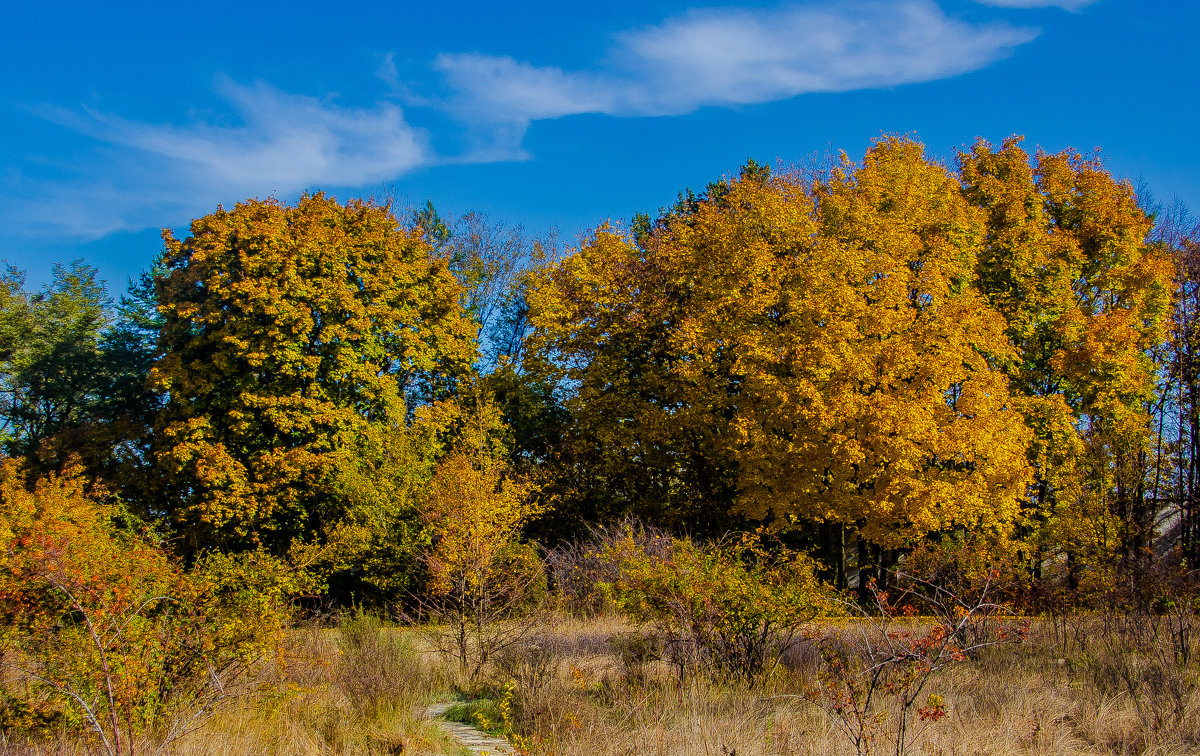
[322,400,448,604]
[959,137,1175,574]
[687,139,1031,575]
[152,194,476,557]
[419,400,545,677]
[724,139,1032,555]
[1140,197,1200,567]
[528,139,1033,569]
[524,167,767,535]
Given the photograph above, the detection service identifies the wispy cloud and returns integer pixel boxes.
[1,179,159,241]
[9,79,432,240]
[8,0,1046,242]
[60,79,430,194]
[436,0,1037,124]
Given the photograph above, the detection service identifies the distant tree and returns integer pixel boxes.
[96,265,166,433]
[1150,198,1200,566]
[406,204,564,517]
[410,199,451,250]
[409,202,548,371]
[445,210,544,368]
[65,263,171,507]
[0,258,169,506]
[0,261,110,466]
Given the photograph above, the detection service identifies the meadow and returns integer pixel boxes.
[6,546,1197,756]
[10,608,1194,756]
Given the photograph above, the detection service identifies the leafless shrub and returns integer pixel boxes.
[812,574,1028,756]
[492,640,559,727]
[408,544,548,682]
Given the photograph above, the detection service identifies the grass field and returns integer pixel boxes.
[3,610,1197,756]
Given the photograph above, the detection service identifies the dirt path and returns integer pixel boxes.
[425,702,516,756]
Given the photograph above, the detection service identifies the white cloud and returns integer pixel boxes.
[974,0,1098,10]
[10,80,433,241]
[435,55,619,122]
[77,79,429,193]
[436,0,1038,123]
[1,180,154,241]
[8,1,1047,242]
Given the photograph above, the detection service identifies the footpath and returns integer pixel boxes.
[425,702,516,756]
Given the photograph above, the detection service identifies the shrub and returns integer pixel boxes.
[0,462,294,755]
[604,530,835,681]
[545,518,672,616]
[898,536,1027,651]
[492,639,558,729]
[812,577,1027,756]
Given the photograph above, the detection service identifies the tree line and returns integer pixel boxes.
[1,135,1198,608]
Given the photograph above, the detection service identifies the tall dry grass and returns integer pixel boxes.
[1,614,459,756]
[6,609,1198,755]
[461,613,1199,756]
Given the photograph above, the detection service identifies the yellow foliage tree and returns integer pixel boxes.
[959,137,1175,569]
[525,219,739,532]
[715,138,1032,546]
[529,138,1033,552]
[420,400,546,676]
[152,194,476,557]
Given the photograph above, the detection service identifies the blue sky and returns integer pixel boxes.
[2,0,1195,292]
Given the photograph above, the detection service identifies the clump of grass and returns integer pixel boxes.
[443,698,503,731]
[169,617,458,756]
[336,613,443,716]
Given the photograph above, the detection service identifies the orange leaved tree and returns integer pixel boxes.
[528,138,1033,562]
[0,461,294,755]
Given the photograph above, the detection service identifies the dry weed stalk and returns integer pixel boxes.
[812,573,1028,756]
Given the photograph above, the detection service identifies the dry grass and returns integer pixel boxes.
[460,614,1200,756]
[5,611,1198,755]
[168,620,455,756]
[1,616,461,756]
